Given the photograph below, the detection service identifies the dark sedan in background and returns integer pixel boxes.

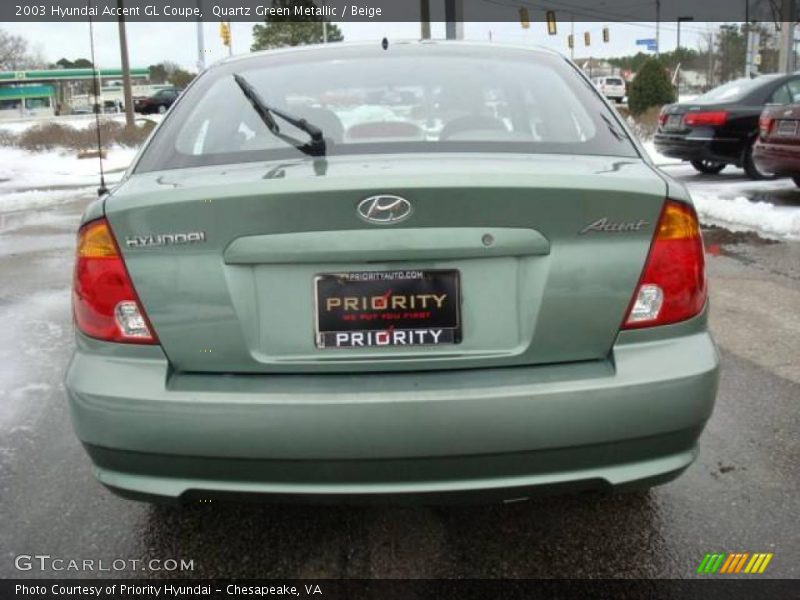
[754,103,800,186]
[133,87,182,114]
[655,73,800,179]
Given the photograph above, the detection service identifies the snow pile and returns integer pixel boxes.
[691,191,800,241]
[0,115,101,134]
[0,145,136,213]
[0,145,135,188]
[0,113,163,134]
[640,140,800,241]
[641,140,683,166]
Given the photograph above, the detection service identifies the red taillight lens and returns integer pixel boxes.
[73,218,157,344]
[623,201,707,329]
[658,108,669,126]
[759,116,775,137]
[684,111,728,127]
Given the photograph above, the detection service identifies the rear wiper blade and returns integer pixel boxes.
[233,73,326,157]
[599,113,626,142]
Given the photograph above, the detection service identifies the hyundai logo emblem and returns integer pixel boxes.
[357,195,413,224]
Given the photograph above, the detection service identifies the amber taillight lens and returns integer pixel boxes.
[73,218,157,344]
[623,200,707,329]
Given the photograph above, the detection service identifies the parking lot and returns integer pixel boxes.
[0,165,797,579]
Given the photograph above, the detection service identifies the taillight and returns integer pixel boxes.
[759,116,775,137]
[623,200,707,329]
[683,111,728,127]
[658,107,669,126]
[73,218,157,344]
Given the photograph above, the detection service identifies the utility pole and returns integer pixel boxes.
[196,1,205,72]
[445,0,463,40]
[116,0,134,128]
[655,0,661,55]
[707,31,715,89]
[571,15,575,61]
[778,0,796,73]
[420,0,430,39]
[677,17,694,94]
[744,0,752,77]
[746,27,761,77]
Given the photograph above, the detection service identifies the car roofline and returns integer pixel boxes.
[209,39,567,70]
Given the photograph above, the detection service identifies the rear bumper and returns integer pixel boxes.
[753,140,800,176]
[654,132,743,165]
[65,328,719,502]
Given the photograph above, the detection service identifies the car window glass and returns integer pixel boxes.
[787,79,800,103]
[136,49,637,173]
[769,84,792,105]
[695,76,779,103]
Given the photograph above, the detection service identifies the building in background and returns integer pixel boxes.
[0,84,56,119]
[0,68,156,120]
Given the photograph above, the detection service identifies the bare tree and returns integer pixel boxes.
[699,29,716,90]
[0,29,43,71]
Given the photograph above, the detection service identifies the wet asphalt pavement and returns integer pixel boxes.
[0,175,798,580]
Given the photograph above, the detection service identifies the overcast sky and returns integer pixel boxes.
[0,20,713,72]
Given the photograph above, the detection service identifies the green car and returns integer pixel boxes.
[65,42,719,503]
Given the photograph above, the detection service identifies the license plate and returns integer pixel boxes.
[777,120,798,137]
[666,114,683,130]
[314,270,461,348]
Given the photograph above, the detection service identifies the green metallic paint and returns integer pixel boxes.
[65,43,717,501]
[66,325,718,497]
[223,227,550,264]
[104,153,668,374]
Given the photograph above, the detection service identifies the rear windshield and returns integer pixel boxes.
[134,45,637,173]
[604,78,624,86]
[694,76,778,103]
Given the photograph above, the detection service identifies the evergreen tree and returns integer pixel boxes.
[251,0,343,50]
[628,58,676,116]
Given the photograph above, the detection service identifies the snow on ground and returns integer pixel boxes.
[642,140,683,167]
[686,173,800,240]
[0,114,798,241]
[0,113,163,134]
[642,141,800,241]
[691,191,800,240]
[0,114,105,134]
[0,287,71,430]
[0,188,95,214]
[0,144,136,188]
[0,145,137,213]
[0,114,157,214]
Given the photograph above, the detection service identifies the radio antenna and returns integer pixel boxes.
[88,2,108,196]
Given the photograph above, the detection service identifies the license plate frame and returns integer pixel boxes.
[314,270,461,349]
[776,120,798,137]
[665,114,683,130]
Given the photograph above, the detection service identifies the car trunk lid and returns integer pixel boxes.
[106,153,667,374]
[761,104,800,143]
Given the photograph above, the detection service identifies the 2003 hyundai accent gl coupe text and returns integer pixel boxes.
[65,41,719,503]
